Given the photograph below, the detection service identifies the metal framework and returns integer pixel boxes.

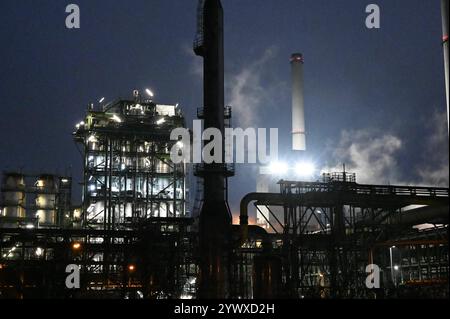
[0,218,196,298]
[237,172,449,298]
[73,97,187,230]
[0,95,197,299]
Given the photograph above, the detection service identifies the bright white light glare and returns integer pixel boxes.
[156,118,165,125]
[111,114,122,123]
[394,265,399,271]
[25,224,35,229]
[145,89,154,97]
[36,247,43,256]
[61,178,69,183]
[268,161,289,175]
[76,121,84,129]
[180,294,193,300]
[89,185,96,192]
[175,103,179,108]
[99,97,105,103]
[295,162,316,177]
[87,135,98,143]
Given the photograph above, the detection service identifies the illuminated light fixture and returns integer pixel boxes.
[156,118,165,125]
[294,161,316,177]
[394,265,399,271]
[87,135,98,143]
[72,242,81,250]
[99,97,105,103]
[128,264,136,272]
[61,178,69,183]
[145,89,154,97]
[111,114,122,123]
[75,121,84,129]
[268,161,289,175]
[36,247,43,256]
[89,184,96,192]
[25,224,35,229]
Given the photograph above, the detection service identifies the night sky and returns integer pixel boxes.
[0,0,448,217]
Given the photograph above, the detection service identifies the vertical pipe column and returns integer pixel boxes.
[442,0,449,134]
[196,0,232,298]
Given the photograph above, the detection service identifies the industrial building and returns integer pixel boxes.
[0,93,196,299]
[73,91,187,229]
[0,0,449,299]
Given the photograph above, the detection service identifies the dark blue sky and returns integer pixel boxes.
[0,0,448,216]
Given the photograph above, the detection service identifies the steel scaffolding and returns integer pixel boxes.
[237,172,449,298]
[73,97,187,230]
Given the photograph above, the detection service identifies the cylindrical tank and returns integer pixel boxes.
[35,175,57,226]
[1,173,26,219]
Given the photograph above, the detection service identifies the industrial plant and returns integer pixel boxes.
[0,0,448,299]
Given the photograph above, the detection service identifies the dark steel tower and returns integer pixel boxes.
[441,0,449,133]
[194,0,232,298]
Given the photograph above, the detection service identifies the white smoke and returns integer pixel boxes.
[226,46,281,128]
[185,45,282,129]
[322,129,403,184]
[416,111,449,187]
[184,44,203,77]
[323,111,449,187]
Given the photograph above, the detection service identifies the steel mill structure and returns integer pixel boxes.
[0,0,449,299]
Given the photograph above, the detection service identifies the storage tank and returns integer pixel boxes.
[35,175,57,226]
[1,173,26,219]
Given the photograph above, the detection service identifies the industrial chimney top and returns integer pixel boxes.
[290,53,304,63]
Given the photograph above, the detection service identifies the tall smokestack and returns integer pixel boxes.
[194,0,232,298]
[291,53,306,150]
[441,0,449,134]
